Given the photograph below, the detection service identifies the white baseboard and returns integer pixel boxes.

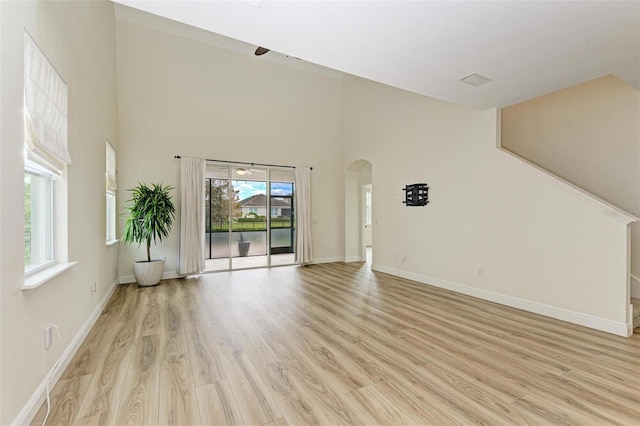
[344,256,365,263]
[631,274,640,299]
[311,256,345,264]
[119,270,180,284]
[13,278,120,426]
[372,264,630,337]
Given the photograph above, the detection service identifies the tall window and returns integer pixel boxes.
[106,141,117,242]
[24,32,70,274]
[24,163,54,271]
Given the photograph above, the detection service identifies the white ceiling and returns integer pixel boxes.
[113,0,640,109]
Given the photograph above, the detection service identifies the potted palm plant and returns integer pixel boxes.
[121,182,175,286]
[238,231,251,257]
[232,217,251,257]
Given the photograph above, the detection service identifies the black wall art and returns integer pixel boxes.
[403,183,429,206]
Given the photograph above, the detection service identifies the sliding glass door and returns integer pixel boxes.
[231,166,268,269]
[205,165,231,272]
[204,163,295,271]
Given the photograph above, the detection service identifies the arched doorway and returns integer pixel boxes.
[345,160,372,264]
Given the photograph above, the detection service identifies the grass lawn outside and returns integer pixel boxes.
[209,219,293,232]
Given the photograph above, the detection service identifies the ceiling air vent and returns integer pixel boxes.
[458,73,492,87]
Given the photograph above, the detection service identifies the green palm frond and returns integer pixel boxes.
[121,182,176,262]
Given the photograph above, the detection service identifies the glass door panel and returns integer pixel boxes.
[231,167,268,269]
[205,165,231,271]
[270,171,295,266]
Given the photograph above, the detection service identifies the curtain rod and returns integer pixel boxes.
[174,155,312,170]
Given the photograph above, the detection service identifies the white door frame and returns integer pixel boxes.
[362,183,372,262]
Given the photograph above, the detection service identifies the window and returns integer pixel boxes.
[24,162,54,272]
[23,32,70,276]
[106,141,117,242]
[106,193,116,242]
[365,189,372,226]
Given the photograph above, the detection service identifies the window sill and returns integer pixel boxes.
[106,239,120,247]
[22,261,78,290]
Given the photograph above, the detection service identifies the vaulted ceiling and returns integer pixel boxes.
[113,0,640,109]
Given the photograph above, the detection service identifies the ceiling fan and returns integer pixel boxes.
[254,46,301,61]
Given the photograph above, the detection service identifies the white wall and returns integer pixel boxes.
[0,1,119,423]
[501,75,640,280]
[341,75,631,334]
[115,19,344,277]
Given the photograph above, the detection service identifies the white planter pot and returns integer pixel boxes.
[133,259,165,286]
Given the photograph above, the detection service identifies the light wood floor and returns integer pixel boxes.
[33,262,640,425]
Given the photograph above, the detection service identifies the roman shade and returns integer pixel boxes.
[24,32,71,174]
[106,141,117,192]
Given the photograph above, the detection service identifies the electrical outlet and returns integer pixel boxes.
[44,325,53,349]
[90,282,97,294]
[477,267,485,277]
[402,254,408,262]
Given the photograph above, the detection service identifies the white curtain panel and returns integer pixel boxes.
[178,157,206,275]
[295,167,313,265]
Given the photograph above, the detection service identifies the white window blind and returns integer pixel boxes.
[24,32,71,175]
[106,141,117,192]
